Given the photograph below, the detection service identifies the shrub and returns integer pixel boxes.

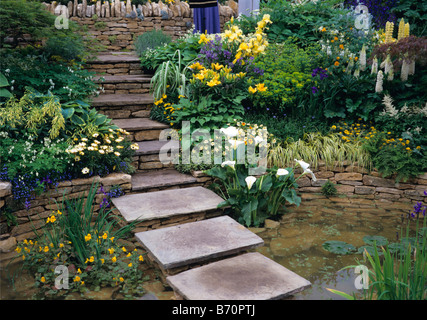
[135,29,172,58]
[235,0,353,46]
[0,0,55,48]
[0,49,100,102]
[249,39,321,115]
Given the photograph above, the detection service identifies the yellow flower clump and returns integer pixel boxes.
[190,14,272,92]
[331,120,418,152]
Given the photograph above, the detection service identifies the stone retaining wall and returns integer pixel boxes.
[0,173,132,247]
[43,0,236,51]
[294,162,427,203]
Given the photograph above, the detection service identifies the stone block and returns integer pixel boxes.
[100,173,131,186]
[355,186,375,195]
[335,172,363,181]
[362,175,396,188]
[0,182,12,198]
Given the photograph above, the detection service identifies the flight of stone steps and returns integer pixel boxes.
[88,52,311,300]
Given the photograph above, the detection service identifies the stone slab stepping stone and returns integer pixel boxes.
[112,118,168,131]
[135,140,179,156]
[91,94,153,107]
[131,169,197,191]
[111,186,224,222]
[135,216,264,270]
[167,252,312,300]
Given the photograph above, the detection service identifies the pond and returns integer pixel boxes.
[0,193,419,300]
[252,193,418,300]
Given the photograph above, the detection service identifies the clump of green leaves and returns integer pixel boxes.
[135,29,172,57]
[321,180,338,196]
[362,130,427,182]
[250,40,321,115]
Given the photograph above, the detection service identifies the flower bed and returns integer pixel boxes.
[0,173,131,243]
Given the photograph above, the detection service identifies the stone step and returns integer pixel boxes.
[92,94,153,107]
[131,169,197,192]
[135,216,264,271]
[112,118,169,141]
[91,94,154,119]
[86,52,143,75]
[87,52,141,64]
[94,75,152,84]
[135,140,179,156]
[167,252,312,300]
[111,186,225,223]
[133,140,179,172]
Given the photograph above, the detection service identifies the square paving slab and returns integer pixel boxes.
[167,252,312,300]
[135,216,264,270]
[111,186,224,222]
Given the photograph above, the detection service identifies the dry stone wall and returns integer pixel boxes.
[42,0,236,51]
[0,173,132,246]
[294,161,427,203]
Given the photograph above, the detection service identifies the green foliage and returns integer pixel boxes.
[322,240,356,254]
[243,113,330,142]
[391,0,427,36]
[0,72,12,102]
[362,130,427,182]
[0,131,73,183]
[236,0,353,46]
[206,164,301,227]
[139,31,203,73]
[0,0,56,48]
[43,30,86,62]
[150,49,191,101]
[171,95,246,132]
[250,40,321,114]
[309,71,382,121]
[0,48,99,102]
[321,180,338,196]
[331,212,427,300]
[135,29,172,58]
[0,90,65,140]
[268,132,372,171]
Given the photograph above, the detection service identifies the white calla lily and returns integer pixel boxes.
[245,176,257,190]
[277,168,289,176]
[294,159,317,181]
[221,160,236,170]
[254,135,264,145]
[220,126,239,138]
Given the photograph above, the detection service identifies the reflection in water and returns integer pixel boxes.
[253,194,415,300]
